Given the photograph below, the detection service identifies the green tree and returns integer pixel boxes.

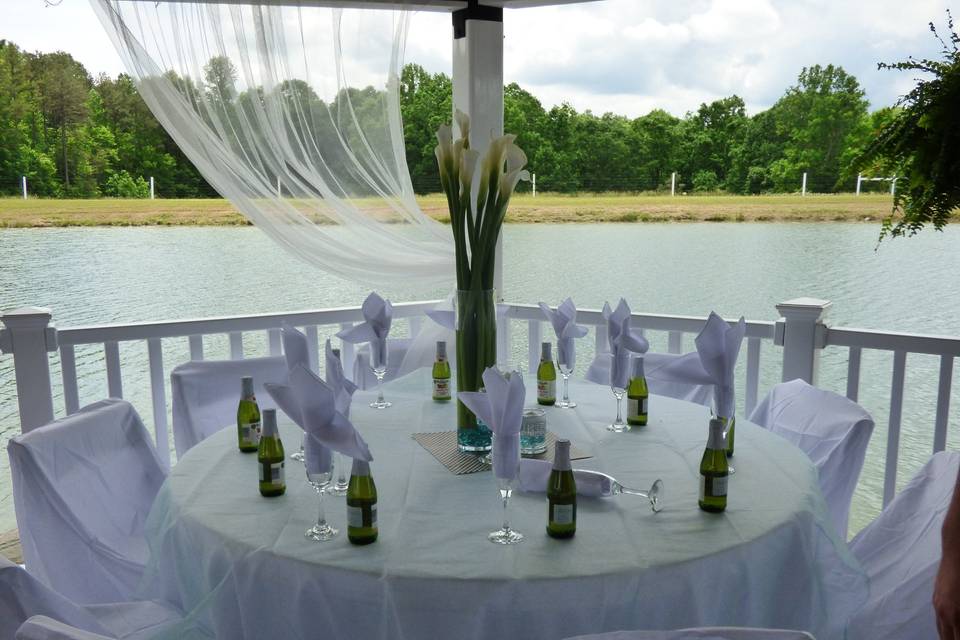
[854,13,960,237]
[34,51,91,190]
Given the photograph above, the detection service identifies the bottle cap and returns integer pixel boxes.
[631,355,645,378]
[708,418,727,450]
[241,376,254,398]
[261,409,278,438]
[436,341,447,358]
[351,458,371,476]
[541,342,552,360]
[553,438,572,470]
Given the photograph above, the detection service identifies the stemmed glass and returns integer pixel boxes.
[304,447,337,541]
[607,385,628,432]
[608,477,665,512]
[488,432,523,545]
[327,452,349,496]
[556,357,576,408]
[369,341,391,409]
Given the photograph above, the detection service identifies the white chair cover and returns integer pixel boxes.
[748,379,874,538]
[565,628,815,639]
[170,356,287,457]
[352,338,413,390]
[846,450,960,640]
[16,617,112,640]
[1,556,205,640]
[7,400,167,604]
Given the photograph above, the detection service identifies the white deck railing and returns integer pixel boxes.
[2,297,958,506]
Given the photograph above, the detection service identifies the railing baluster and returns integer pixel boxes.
[229,332,243,360]
[60,344,80,415]
[305,325,320,373]
[527,320,542,376]
[667,331,683,354]
[104,341,123,399]
[267,328,282,356]
[595,324,609,354]
[497,312,510,367]
[846,347,862,402]
[339,322,356,376]
[147,338,171,470]
[934,355,954,453]
[745,337,761,416]
[188,334,204,361]
[883,350,907,507]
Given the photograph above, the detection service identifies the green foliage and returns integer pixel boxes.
[692,170,720,192]
[854,12,960,238]
[104,170,149,198]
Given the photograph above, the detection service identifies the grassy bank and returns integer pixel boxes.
[0,193,903,228]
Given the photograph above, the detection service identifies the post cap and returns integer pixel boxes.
[776,298,831,320]
[1,307,53,329]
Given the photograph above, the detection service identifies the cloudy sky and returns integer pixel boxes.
[5,0,955,118]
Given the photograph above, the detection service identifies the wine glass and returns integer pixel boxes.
[303,462,339,542]
[609,477,664,512]
[556,357,576,408]
[369,340,391,409]
[488,432,523,545]
[606,385,628,432]
[327,452,349,497]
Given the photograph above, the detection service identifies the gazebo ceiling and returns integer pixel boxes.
[138,1,598,10]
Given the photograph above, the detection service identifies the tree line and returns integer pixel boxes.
[0,38,894,199]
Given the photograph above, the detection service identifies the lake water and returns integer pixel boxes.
[2,222,959,536]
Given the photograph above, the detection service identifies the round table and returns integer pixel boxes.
[144,375,867,640]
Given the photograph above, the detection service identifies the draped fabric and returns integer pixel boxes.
[90,1,454,286]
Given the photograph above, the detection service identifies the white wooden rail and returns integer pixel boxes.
[2,296,958,507]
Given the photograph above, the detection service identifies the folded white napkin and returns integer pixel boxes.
[458,367,525,481]
[325,339,357,418]
[518,458,613,497]
[585,299,650,389]
[538,298,589,369]
[303,432,333,475]
[426,294,456,331]
[264,364,372,461]
[281,322,310,372]
[337,292,393,369]
[644,311,746,419]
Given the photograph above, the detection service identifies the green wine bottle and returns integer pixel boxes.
[346,459,378,545]
[537,342,557,406]
[698,418,729,513]
[626,356,649,427]
[546,439,577,538]
[237,376,261,453]
[258,409,286,497]
[432,341,451,402]
[724,416,735,458]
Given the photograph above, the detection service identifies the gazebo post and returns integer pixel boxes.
[451,2,505,301]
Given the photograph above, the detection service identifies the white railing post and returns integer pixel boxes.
[775,298,831,384]
[856,173,862,196]
[0,307,57,432]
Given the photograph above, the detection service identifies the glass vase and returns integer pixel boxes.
[456,288,497,453]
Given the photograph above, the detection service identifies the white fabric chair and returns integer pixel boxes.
[846,451,960,640]
[170,356,286,457]
[565,628,815,639]
[1,556,203,640]
[748,379,874,538]
[7,400,167,605]
[352,338,413,390]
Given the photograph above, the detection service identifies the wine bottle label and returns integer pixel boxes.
[551,503,574,525]
[433,378,450,397]
[260,461,285,485]
[699,474,727,499]
[239,422,260,446]
[537,380,556,399]
[628,398,648,417]
[348,504,377,528]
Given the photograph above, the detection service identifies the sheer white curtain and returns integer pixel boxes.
[90,1,454,286]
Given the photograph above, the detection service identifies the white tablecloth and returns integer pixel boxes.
[141,375,867,640]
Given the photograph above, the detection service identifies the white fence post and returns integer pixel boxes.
[150,176,155,200]
[0,307,57,432]
[856,173,862,196]
[801,172,807,196]
[532,173,536,197]
[21,176,27,199]
[775,298,831,384]
[890,176,897,196]
[670,172,676,196]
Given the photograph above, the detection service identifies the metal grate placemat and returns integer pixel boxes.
[412,430,591,475]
